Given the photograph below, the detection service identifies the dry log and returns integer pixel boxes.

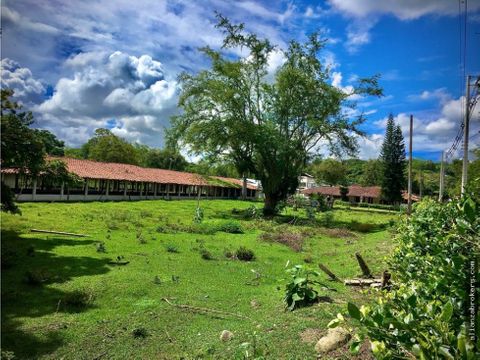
[344,278,382,286]
[355,252,372,278]
[318,263,341,282]
[31,229,89,237]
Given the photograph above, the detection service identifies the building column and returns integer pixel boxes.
[124,181,127,199]
[154,183,157,197]
[106,180,110,197]
[178,185,181,197]
[32,178,37,201]
[139,182,143,197]
[84,179,88,198]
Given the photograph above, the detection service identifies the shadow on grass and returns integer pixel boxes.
[1,229,111,359]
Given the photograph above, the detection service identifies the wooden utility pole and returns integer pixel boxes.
[461,75,471,195]
[407,115,413,215]
[438,151,445,202]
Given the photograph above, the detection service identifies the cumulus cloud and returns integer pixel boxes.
[1,58,45,104]
[372,95,480,154]
[35,51,179,147]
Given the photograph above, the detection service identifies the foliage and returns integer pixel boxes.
[81,128,139,164]
[32,129,65,156]
[1,182,20,214]
[219,221,244,234]
[339,185,349,201]
[96,242,106,253]
[199,248,214,260]
[62,289,95,309]
[360,159,383,186]
[166,244,179,253]
[380,114,406,204]
[284,265,323,311]
[331,195,480,359]
[41,159,83,189]
[193,206,204,223]
[235,246,255,261]
[311,159,347,186]
[169,14,382,215]
[143,147,188,171]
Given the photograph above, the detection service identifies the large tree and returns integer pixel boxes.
[311,159,347,186]
[81,128,139,164]
[143,148,189,171]
[169,15,381,214]
[360,159,383,186]
[379,114,406,204]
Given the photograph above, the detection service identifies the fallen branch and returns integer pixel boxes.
[355,252,373,278]
[31,229,89,237]
[162,298,249,320]
[318,263,341,282]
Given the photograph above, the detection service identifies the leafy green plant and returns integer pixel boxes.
[330,195,479,359]
[166,244,179,253]
[200,248,214,260]
[219,221,244,234]
[193,206,204,223]
[235,246,255,261]
[284,265,323,311]
[96,242,106,253]
[62,289,95,309]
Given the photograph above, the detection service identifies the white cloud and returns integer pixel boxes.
[371,95,479,154]
[0,58,45,104]
[408,87,451,104]
[345,20,375,53]
[328,0,480,21]
[35,51,179,147]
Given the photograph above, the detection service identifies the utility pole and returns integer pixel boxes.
[407,115,413,215]
[461,75,471,195]
[438,151,445,202]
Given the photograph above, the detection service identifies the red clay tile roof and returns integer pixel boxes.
[302,185,419,202]
[301,185,381,198]
[2,158,257,190]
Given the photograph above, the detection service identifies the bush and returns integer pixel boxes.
[96,242,106,253]
[235,246,255,261]
[284,265,322,311]
[320,211,335,228]
[330,195,479,358]
[166,244,179,253]
[132,327,148,338]
[23,269,51,285]
[219,221,244,234]
[200,248,214,260]
[62,289,95,309]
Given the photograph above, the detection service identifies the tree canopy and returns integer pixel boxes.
[379,114,406,204]
[311,159,347,186]
[169,14,382,214]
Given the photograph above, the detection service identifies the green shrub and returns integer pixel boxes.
[23,269,51,285]
[200,248,214,260]
[219,221,244,234]
[96,242,106,253]
[321,211,335,228]
[284,265,322,311]
[166,244,179,253]
[235,246,255,261]
[132,327,148,339]
[62,289,95,309]
[193,206,204,223]
[330,195,479,358]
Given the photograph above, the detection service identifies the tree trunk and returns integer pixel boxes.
[263,193,279,216]
[241,174,247,200]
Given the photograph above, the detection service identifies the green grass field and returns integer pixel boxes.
[1,200,399,359]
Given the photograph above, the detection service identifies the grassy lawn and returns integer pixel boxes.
[1,200,399,359]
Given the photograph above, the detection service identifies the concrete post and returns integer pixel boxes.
[84,179,88,198]
[106,180,110,197]
[154,183,157,197]
[124,181,127,199]
[60,181,64,200]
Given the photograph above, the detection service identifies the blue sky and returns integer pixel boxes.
[1,0,479,161]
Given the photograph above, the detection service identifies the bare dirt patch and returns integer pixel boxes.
[299,328,324,344]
